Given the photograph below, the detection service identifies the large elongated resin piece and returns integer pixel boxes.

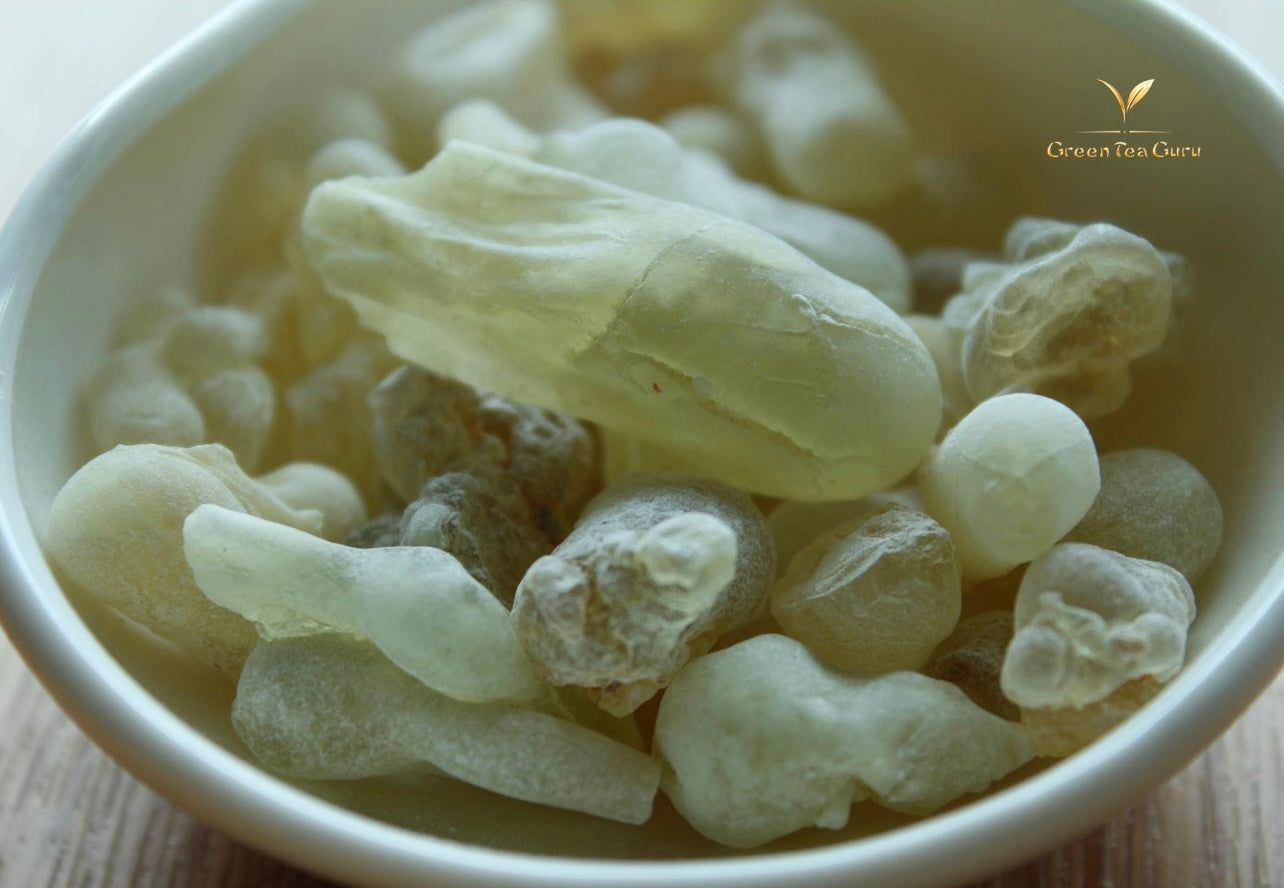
[302,142,941,500]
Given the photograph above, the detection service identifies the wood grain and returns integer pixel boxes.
[1,1,1282,886]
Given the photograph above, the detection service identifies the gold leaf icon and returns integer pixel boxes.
[1096,77,1155,132]
[1097,79,1126,118]
[1126,78,1155,111]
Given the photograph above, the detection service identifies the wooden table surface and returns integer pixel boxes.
[1,2,1281,886]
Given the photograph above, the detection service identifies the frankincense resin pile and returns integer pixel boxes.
[44,0,1224,849]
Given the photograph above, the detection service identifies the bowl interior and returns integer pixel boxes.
[5,0,1284,869]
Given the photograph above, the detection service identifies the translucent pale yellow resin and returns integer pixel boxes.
[302,141,941,500]
[183,505,544,706]
[654,634,1034,847]
[233,634,659,824]
[1001,543,1195,708]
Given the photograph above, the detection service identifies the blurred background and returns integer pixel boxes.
[1,0,1282,223]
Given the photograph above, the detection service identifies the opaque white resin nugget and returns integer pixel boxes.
[920,393,1099,584]
[302,142,941,500]
[653,634,1034,847]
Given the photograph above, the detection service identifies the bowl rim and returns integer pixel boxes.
[1,1,1282,886]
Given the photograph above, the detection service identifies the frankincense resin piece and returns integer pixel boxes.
[925,610,1018,721]
[764,486,923,569]
[46,444,327,675]
[183,505,544,706]
[397,457,553,607]
[771,504,961,673]
[367,365,596,532]
[716,3,914,208]
[443,109,911,310]
[920,393,1100,584]
[1001,543,1195,709]
[659,104,767,180]
[511,474,775,715]
[1020,678,1164,757]
[302,141,941,500]
[285,335,399,505]
[233,634,659,824]
[1065,448,1223,581]
[653,634,1034,847]
[383,0,604,163]
[944,220,1174,418]
[359,366,597,603]
[90,297,278,471]
[254,462,367,542]
[87,341,205,452]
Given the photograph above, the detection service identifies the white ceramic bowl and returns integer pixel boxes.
[2,1,1282,886]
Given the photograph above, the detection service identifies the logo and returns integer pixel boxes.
[1046,78,1201,160]
[1084,79,1160,134]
